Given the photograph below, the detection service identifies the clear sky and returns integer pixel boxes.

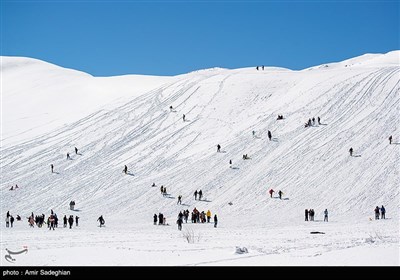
[1,0,399,76]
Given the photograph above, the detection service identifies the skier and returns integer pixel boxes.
[269,189,274,198]
[268,130,272,141]
[318,117,321,125]
[10,216,14,227]
[305,209,309,221]
[67,153,71,160]
[75,216,79,226]
[389,135,392,145]
[229,159,232,167]
[123,165,128,174]
[177,195,182,205]
[153,214,158,225]
[160,185,164,194]
[75,147,78,154]
[51,164,54,173]
[183,114,186,122]
[97,215,105,227]
[349,147,353,157]
[278,190,283,199]
[256,66,259,70]
[217,144,221,152]
[324,209,328,222]
[262,65,264,70]
[63,215,67,227]
[9,186,13,191]
[15,184,19,189]
[169,105,173,111]
[312,117,315,125]
[194,190,198,200]
[252,130,256,138]
[16,215,21,221]
[380,205,386,219]
[198,190,203,201]
[152,182,156,187]
[214,214,218,228]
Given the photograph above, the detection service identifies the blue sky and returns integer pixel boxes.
[2,0,399,76]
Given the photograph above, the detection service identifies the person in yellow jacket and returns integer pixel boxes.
[206,210,212,223]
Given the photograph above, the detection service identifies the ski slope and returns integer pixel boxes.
[1,51,399,266]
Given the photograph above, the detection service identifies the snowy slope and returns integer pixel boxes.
[1,51,399,266]
[1,56,174,146]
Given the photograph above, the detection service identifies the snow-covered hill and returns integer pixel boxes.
[1,51,399,266]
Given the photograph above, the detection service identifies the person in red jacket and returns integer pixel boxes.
[269,189,275,198]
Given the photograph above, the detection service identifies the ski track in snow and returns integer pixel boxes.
[1,52,399,265]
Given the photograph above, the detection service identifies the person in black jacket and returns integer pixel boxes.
[97,215,105,227]
[214,214,218,228]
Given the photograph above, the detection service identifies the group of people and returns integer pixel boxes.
[63,215,79,229]
[374,205,386,220]
[256,65,265,70]
[5,211,15,228]
[5,207,84,230]
[276,115,284,120]
[268,189,284,199]
[305,209,316,221]
[194,190,204,200]
[304,117,321,128]
[160,185,168,196]
[154,213,167,225]
[175,208,218,230]
[304,209,329,222]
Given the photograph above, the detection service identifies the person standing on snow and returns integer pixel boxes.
[269,189,275,198]
[177,217,183,231]
[324,209,328,222]
[380,205,386,219]
[97,215,105,227]
[349,147,353,157]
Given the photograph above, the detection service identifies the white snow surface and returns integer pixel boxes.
[1,51,399,266]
